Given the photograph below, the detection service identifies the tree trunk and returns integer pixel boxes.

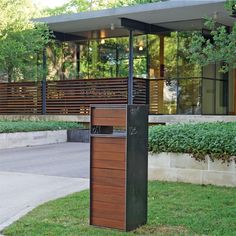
[7,67,13,83]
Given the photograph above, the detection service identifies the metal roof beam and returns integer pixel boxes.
[53,31,86,42]
[120,18,171,34]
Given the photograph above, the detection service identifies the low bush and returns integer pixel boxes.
[0,121,83,133]
[149,122,236,163]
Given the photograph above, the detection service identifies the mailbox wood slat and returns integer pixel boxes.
[92,190,125,204]
[91,168,125,179]
[91,175,125,187]
[91,160,125,170]
[91,217,125,230]
[91,139,125,153]
[92,137,125,145]
[92,108,126,118]
[91,117,126,126]
[91,203,125,221]
[92,152,126,162]
[92,184,125,196]
[92,201,125,212]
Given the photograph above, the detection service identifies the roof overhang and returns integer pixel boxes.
[34,0,235,40]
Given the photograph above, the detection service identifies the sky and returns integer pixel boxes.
[33,0,69,9]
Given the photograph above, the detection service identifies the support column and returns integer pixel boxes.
[159,35,165,78]
[76,43,80,78]
[42,47,47,115]
[234,69,236,114]
[128,29,134,105]
[158,35,164,113]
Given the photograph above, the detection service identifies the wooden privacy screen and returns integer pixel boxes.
[46,78,146,114]
[0,78,147,115]
[90,104,148,231]
[46,78,127,115]
[0,82,42,114]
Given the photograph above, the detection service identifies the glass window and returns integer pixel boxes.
[77,35,148,79]
[178,78,201,114]
[148,34,160,79]
[177,32,202,78]
[48,30,229,115]
[202,63,228,115]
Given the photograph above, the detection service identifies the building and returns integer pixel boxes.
[0,0,235,123]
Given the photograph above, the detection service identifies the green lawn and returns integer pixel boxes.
[0,121,82,133]
[2,181,236,236]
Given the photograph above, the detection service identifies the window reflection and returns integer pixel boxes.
[77,35,148,79]
[178,78,201,115]
[47,31,228,115]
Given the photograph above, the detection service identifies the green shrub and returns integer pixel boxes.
[149,122,236,163]
[0,121,83,133]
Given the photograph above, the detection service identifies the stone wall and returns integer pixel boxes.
[2,114,236,125]
[149,115,236,124]
[0,130,67,149]
[148,153,236,187]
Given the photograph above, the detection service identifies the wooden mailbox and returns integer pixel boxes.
[90,104,148,231]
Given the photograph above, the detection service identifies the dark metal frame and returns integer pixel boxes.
[128,29,134,105]
[120,18,170,34]
[42,47,47,114]
[126,104,148,231]
[53,31,86,42]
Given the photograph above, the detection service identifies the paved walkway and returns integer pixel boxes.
[0,142,90,178]
[0,143,90,231]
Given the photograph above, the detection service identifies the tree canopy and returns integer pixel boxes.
[0,0,166,82]
[2,0,230,82]
[44,0,164,16]
[188,0,236,73]
[0,0,52,82]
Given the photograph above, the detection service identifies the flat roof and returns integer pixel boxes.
[35,0,235,39]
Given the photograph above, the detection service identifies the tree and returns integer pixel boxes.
[43,0,165,80]
[0,0,52,82]
[187,0,236,73]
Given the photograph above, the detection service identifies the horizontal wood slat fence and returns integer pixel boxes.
[0,78,148,115]
[0,82,42,114]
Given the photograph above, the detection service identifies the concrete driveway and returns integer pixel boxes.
[0,143,90,231]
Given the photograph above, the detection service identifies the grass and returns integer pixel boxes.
[2,181,236,236]
[0,121,83,133]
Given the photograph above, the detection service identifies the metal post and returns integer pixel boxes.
[42,79,46,114]
[146,79,150,105]
[128,29,134,105]
[176,32,179,114]
[116,43,119,77]
[42,47,47,115]
[214,63,216,114]
[76,43,80,78]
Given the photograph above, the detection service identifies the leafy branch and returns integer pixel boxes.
[187,1,236,73]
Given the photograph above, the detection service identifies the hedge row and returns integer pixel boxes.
[149,122,236,163]
[0,121,82,133]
